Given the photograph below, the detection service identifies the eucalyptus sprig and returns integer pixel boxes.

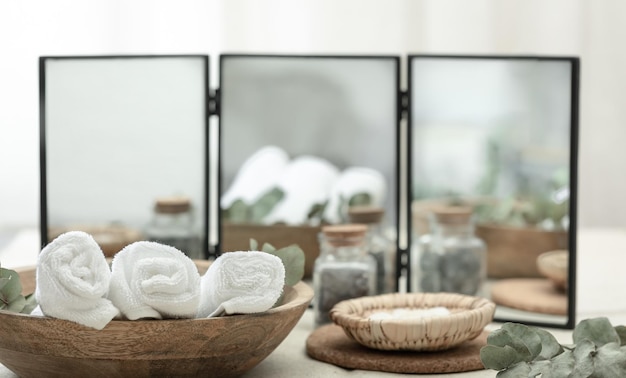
[0,262,37,314]
[249,239,305,287]
[480,317,626,377]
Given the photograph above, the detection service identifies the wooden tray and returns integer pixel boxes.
[490,278,568,315]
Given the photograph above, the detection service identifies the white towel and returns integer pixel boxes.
[221,145,290,208]
[323,166,387,223]
[197,251,285,318]
[35,231,119,330]
[263,155,340,225]
[108,241,200,320]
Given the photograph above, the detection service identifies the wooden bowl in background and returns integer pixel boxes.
[537,249,569,290]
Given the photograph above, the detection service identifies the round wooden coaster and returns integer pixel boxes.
[306,324,488,374]
[490,278,567,315]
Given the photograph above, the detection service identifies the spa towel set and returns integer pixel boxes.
[34,231,285,330]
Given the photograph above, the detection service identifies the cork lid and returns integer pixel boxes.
[347,206,385,224]
[431,206,473,224]
[154,196,191,214]
[322,224,368,246]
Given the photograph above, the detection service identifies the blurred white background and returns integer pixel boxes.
[1,0,624,231]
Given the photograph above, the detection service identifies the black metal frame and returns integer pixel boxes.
[406,54,580,329]
[38,52,580,328]
[39,54,211,259]
[216,54,404,288]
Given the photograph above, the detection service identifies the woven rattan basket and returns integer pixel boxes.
[329,292,496,351]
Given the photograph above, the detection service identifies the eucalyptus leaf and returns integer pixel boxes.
[480,345,520,371]
[486,327,532,362]
[615,325,626,346]
[0,276,10,291]
[249,239,258,251]
[6,295,25,313]
[249,187,284,223]
[542,349,575,378]
[22,293,38,314]
[253,241,306,288]
[535,327,564,360]
[224,199,250,224]
[0,268,23,303]
[573,317,620,347]
[261,242,276,253]
[307,201,327,222]
[348,192,372,207]
[501,323,543,360]
[483,318,626,378]
[594,342,626,377]
[495,361,531,378]
[528,360,550,377]
[270,245,305,286]
[571,339,596,378]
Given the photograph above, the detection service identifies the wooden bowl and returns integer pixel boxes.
[537,249,569,290]
[0,264,313,378]
[329,292,495,352]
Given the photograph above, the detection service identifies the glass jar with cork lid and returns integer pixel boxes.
[347,206,396,294]
[145,196,202,259]
[313,224,377,327]
[416,206,486,296]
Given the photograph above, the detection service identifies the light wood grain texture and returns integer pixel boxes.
[329,292,495,352]
[0,264,313,378]
[475,224,568,278]
[537,250,569,290]
[490,278,567,316]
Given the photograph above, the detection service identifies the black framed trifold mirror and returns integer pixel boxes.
[40,55,210,259]
[407,55,579,328]
[217,54,401,283]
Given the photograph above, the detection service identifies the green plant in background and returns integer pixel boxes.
[0,263,37,314]
[222,187,285,224]
[480,318,626,377]
[224,187,374,226]
[250,239,305,287]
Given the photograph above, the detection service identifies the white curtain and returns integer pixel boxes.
[1,0,624,228]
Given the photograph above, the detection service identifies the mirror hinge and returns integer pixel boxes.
[399,90,409,121]
[209,88,220,117]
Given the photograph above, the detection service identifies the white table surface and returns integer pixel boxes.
[1,228,626,377]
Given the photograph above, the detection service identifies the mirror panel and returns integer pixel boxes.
[408,55,578,328]
[218,55,400,279]
[40,55,209,259]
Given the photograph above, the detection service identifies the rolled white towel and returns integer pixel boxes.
[221,145,290,208]
[263,155,340,225]
[323,166,387,224]
[35,231,119,330]
[108,241,200,320]
[197,251,285,318]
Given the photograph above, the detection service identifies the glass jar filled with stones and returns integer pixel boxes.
[145,196,203,259]
[348,206,396,294]
[313,224,377,327]
[416,206,486,296]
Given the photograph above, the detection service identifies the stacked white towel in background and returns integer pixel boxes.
[197,251,285,318]
[108,241,201,320]
[35,231,119,330]
[222,146,389,225]
[221,145,290,209]
[263,155,340,225]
